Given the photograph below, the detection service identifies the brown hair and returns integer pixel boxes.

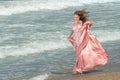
[74,9,89,23]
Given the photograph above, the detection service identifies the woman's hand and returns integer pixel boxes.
[67,30,73,40]
[67,36,71,40]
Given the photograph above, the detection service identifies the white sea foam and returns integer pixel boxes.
[0,0,120,16]
[81,0,120,4]
[24,74,48,80]
[0,0,83,16]
[0,40,70,58]
[92,30,120,42]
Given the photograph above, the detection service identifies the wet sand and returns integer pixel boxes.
[46,72,120,80]
[45,64,120,80]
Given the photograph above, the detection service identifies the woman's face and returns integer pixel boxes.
[74,14,80,22]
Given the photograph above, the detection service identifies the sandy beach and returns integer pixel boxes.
[46,72,120,80]
[46,63,120,80]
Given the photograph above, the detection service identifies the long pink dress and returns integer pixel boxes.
[68,21,109,73]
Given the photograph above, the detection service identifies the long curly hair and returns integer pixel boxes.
[74,9,89,23]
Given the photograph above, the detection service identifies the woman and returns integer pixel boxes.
[67,10,109,74]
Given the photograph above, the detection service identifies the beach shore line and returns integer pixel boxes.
[46,72,120,80]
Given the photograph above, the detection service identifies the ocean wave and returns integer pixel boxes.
[81,0,120,4]
[0,0,83,16]
[0,0,120,16]
[92,30,120,42]
[0,40,70,59]
[28,74,48,80]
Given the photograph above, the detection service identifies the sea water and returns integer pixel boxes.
[0,0,120,80]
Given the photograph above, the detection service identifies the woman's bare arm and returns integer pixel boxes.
[68,30,73,38]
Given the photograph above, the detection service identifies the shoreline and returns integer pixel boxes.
[45,72,120,80]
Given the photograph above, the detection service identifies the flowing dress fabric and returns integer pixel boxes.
[68,21,109,73]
